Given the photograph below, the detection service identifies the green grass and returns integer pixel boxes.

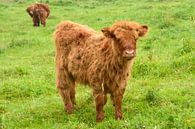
[1,0,194,128]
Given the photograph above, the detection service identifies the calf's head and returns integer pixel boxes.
[102,21,148,60]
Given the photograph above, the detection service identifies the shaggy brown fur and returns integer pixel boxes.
[54,20,148,122]
[26,3,50,27]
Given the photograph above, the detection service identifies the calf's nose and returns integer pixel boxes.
[124,50,136,57]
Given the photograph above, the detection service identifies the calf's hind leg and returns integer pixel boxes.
[40,14,46,27]
[56,60,74,113]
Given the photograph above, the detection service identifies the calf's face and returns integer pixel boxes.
[102,22,148,60]
[114,28,138,60]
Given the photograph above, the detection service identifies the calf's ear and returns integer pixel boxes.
[30,10,33,15]
[138,25,148,37]
[26,8,34,17]
[101,27,115,38]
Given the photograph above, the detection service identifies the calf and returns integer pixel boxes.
[54,20,148,121]
[26,3,50,27]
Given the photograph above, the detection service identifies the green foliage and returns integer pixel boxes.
[0,0,194,129]
[174,38,194,56]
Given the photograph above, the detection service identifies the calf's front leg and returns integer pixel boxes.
[112,89,125,120]
[93,89,107,122]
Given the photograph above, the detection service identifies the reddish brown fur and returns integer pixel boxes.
[54,20,148,122]
[26,3,50,27]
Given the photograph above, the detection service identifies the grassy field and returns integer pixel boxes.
[1,0,194,128]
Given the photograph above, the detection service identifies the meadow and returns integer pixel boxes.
[0,0,194,128]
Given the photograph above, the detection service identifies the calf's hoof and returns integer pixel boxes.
[96,112,104,122]
[65,103,74,114]
[115,111,123,120]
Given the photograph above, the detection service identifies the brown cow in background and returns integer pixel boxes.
[54,20,148,122]
[26,3,50,27]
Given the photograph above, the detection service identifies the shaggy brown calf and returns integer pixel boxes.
[26,3,50,27]
[54,20,148,122]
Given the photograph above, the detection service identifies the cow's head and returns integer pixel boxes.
[102,21,148,60]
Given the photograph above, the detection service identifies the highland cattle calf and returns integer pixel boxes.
[54,20,148,122]
[26,3,50,27]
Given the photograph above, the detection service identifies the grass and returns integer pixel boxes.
[1,0,194,128]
